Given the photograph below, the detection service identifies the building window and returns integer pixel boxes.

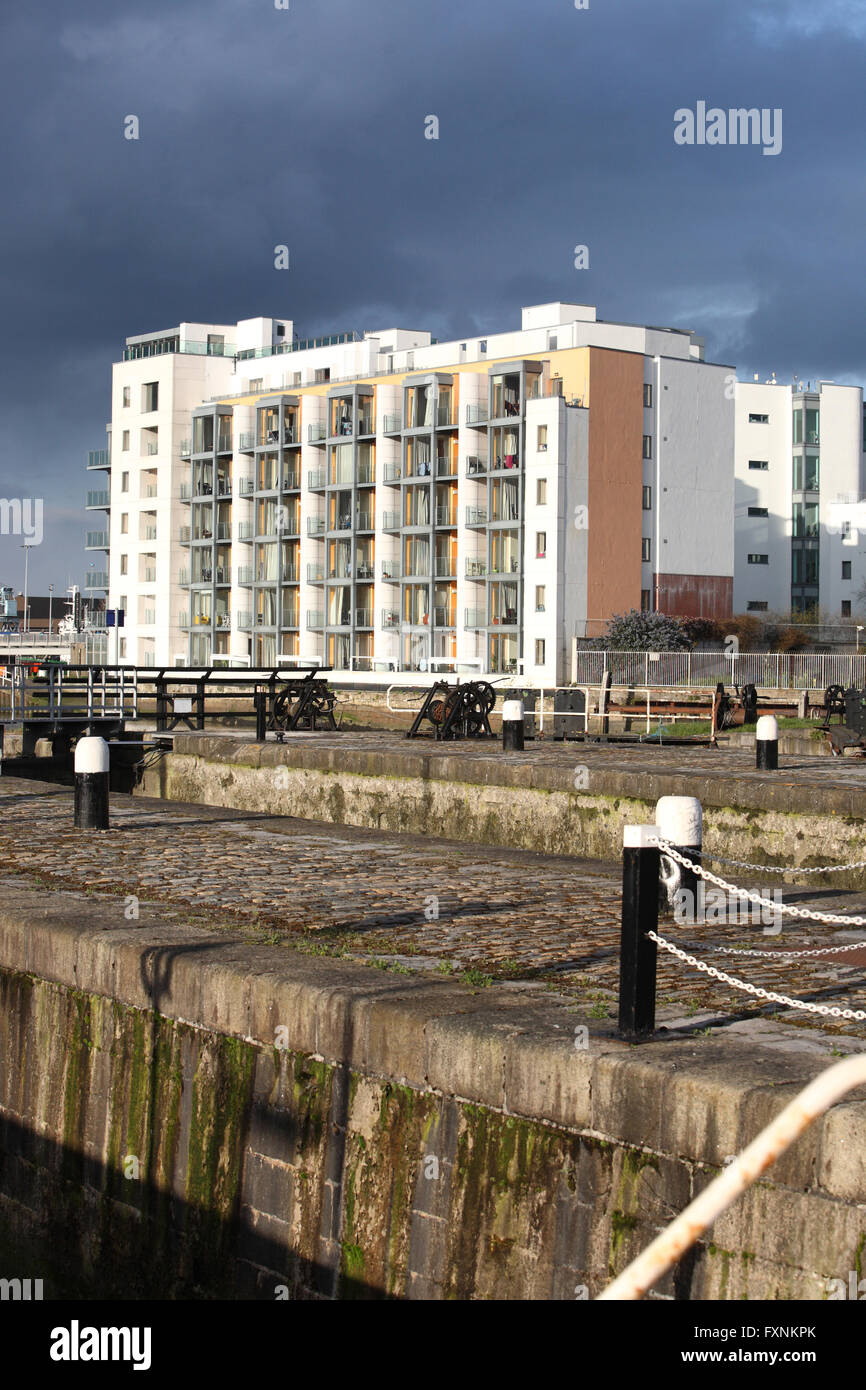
[548,334,558,350]
[747,553,768,564]
[121,472,129,493]
[640,589,651,612]
[120,513,128,535]
[842,519,852,540]
[536,531,546,558]
[537,425,548,452]
[843,560,852,580]
[749,413,769,424]
[747,601,769,611]
[643,383,653,408]
[642,485,652,510]
[142,382,159,413]
[119,639,127,658]
[313,368,330,384]
[641,537,651,562]
[120,555,128,575]
[642,435,652,459]
[748,460,768,470]
[250,378,263,392]
[122,431,130,451]
[535,585,546,612]
[535,639,545,665]
[842,600,852,617]
[747,506,768,516]
[479,341,487,354]
[122,386,131,407]
[536,478,547,505]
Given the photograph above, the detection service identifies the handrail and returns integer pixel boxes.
[598,1053,866,1300]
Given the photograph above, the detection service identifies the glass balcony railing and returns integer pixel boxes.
[86,531,109,548]
[307,516,326,536]
[466,506,488,526]
[464,609,485,629]
[308,470,327,489]
[434,555,455,576]
[84,571,108,589]
[465,558,487,578]
[356,511,374,531]
[466,455,486,477]
[87,449,110,470]
[237,522,254,541]
[381,511,400,530]
[217,435,232,453]
[179,526,191,544]
[180,440,192,459]
[434,508,455,529]
[86,491,110,508]
[308,422,327,443]
[381,609,400,628]
[307,564,324,583]
[306,611,324,629]
[145,443,159,456]
[180,483,191,500]
[281,469,300,490]
[355,608,373,627]
[380,561,401,581]
[436,455,457,477]
[238,432,255,452]
[237,612,253,630]
[237,566,253,585]
[383,414,401,433]
[355,560,375,581]
[466,404,488,425]
[383,462,402,483]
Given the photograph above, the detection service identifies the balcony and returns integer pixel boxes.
[466,404,488,425]
[356,561,375,581]
[436,403,457,428]
[283,427,298,446]
[142,567,157,583]
[237,477,254,496]
[307,516,326,536]
[307,563,324,582]
[238,432,255,452]
[381,510,400,531]
[180,483,191,501]
[355,608,373,627]
[237,521,254,541]
[217,434,232,453]
[357,461,375,485]
[434,507,455,529]
[87,449,110,471]
[383,462,402,483]
[306,611,324,629]
[143,484,158,498]
[176,614,192,630]
[308,422,327,443]
[357,416,374,437]
[281,469,300,490]
[142,609,156,626]
[383,414,402,433]
[178,569,190,586]
[180,440,192,459]
[464,609,485,629]
[215,478,232,498]
[331,513,353,533]
[436,455,457,478]
[308,469,327,490]
[85,531,109,549]
[84,571,108,590]
[434,555,455,577]
[237,566,253,585]
[381,609,400,629]
[380,561,400,581]
[465,558,487,578]
[179,526,191,544]
[86,490,110,509]
[466,506,488,527]
[145,443,159,456]
[281,611,300,630]
[214,613,231,630]
[433,606,453,626]
[355,511,374,531]
[466,456,486,477]
[237,612,253,630]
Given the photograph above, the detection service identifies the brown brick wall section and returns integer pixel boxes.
[586,348,644,623]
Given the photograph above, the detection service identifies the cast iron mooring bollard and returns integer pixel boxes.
[618,824,660,1037]
[74,736,110,831]
[656,794,703,921]
[502,699,524,751]
[756,714,779,771]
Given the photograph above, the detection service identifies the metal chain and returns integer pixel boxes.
[654,841,866,927]
[669,935,866,960]
[703,853,866,876]
[648,932,866,1022]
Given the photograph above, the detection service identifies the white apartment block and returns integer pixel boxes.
[734,379,866,619]
[87,303,736,682]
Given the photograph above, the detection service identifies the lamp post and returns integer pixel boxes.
[21,543,32,635]
[857,625,864,655]
[48,583,54,638]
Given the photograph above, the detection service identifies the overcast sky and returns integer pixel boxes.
[1,0,864,592]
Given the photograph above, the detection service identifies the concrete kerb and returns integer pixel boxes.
[2,882,866,1212]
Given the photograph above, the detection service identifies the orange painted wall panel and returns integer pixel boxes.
[586,348,644,624]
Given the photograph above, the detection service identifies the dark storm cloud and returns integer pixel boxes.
[1,0,864,586]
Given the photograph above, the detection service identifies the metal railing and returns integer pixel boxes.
[573,649,866,690]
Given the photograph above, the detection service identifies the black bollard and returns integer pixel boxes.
[618,824,660,1037]
[756,715,779,771]
[502,699,525,751]
[74,736,110,831]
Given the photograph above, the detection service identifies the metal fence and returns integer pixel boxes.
[574,650,866,690]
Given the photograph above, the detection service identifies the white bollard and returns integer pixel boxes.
[655,795,702,918]
[74,736,110,831]
[756,714,779,771]
[502,699,525,752]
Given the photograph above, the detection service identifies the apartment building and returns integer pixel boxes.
[89,303,736,681]
[733,380,866,619]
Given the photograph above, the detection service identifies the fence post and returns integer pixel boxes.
[618,824,660,1038]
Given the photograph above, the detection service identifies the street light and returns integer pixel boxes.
[20,543,32,635]
[48,583,54,637]
[857,625,864,655]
